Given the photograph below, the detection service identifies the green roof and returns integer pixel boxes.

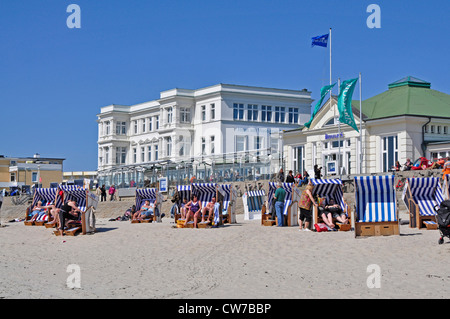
[355,76,450,120]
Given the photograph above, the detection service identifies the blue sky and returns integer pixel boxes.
[1,0,449,171]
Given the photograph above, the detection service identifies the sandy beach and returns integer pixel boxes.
[1,210,449,299]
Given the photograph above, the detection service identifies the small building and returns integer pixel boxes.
[283,76,450,176]
[0,154,65,191]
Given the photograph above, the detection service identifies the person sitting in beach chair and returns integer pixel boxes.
[28,201,51,222]
[134,200,155,221]
[179,197,189,220]
[319,196,348,230]
[201,197,216,224]
[183,194,202,228]
[57,200,82,237]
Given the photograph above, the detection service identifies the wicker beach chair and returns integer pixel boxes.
[24,188,58,226]
[53,185,98,236]
[311,178,351,231]
[265,182,300,227]
[243,190,266,221]
[132,188,163,223]
[354,175,399,237]
[404,177,444,230]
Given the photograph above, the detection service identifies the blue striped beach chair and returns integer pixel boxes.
[354,175,399,237]
[311,179,351,230]
[405,177,444,229]
[218,184,237,224]
[243,190,266,220]
[267,182,301,226]
[24,188,58,226]
[54,185,98,235]
[133,188,163,223]
[173,185,191,222]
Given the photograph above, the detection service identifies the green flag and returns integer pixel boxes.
[337,78,359,132]
[304,83,336,128]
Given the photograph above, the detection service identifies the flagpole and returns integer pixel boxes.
[330,28,334,120]
[359,72,363,174]
[338,77,341,180]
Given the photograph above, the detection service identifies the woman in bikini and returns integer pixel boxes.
[183,194,202,228]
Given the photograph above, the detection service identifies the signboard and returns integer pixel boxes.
[159,177,168,193]
[327,161,337,174]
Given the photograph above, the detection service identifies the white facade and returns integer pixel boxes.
[284,97,450,177]
[97,84,312,182]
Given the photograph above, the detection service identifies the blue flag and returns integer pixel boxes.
[311,34,329,48]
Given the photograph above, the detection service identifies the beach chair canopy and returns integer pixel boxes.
[217,184,235,212]
[311,179,347,213]
[191,183,217,209]
[176,185,191,204]
[135,188,159,211]
[268,182,294,215]
[407,177,444,216]
[31,188,57,207]
[354,175,397,223]
[56,185,88,213]
[245,190,265,213]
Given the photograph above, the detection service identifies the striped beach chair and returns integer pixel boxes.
[173,185,191,222]
[133,188,163,223]
[266,182,301,226]
[404,177,444,229]
[218,184,237,224]
[24,188,58,226]
[311,179,351,230]
[54,185,99,235]
[243,190,266,220]
[354,175,399,237]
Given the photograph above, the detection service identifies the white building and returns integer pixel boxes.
[283,76,450,177]
[97,83,312,187]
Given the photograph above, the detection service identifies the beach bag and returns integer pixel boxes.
[436,200,450,228]
[314,223,328,232]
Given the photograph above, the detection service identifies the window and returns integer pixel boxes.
[116,121,126,135]
[147,146,152,162]
[210,104,215,120]
[235,136,247,153]
[445,126,448,134]
[438,126,442,134]
[210,136,215,154]
[201,105,206,121]
[154,145,159,161]
[179,136,185,156]
[288,108,299,124]
[247,104,258,121]
[270,137,279,153]
[10,172,16,182]
[167,107,173,124]
[148,118,152,132]
[32,172,38,183]
[105,147,110,164]
[275,107,285,123]
[155,116,159,130]
[133,148,137,163]
[180,107,191,123]
[134,121,138,134]
[166,137,172,157]
[254,136,262,156]
[141,147,145,162]
[293,146,305,175]
[141,119,147,133]
[430,125,435,133]
[105,121,110,135]
[233,103,244,120]
[201,137,206,155]
[382,135,398,173]
[116,147,126,164]
[261,105,272,122]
